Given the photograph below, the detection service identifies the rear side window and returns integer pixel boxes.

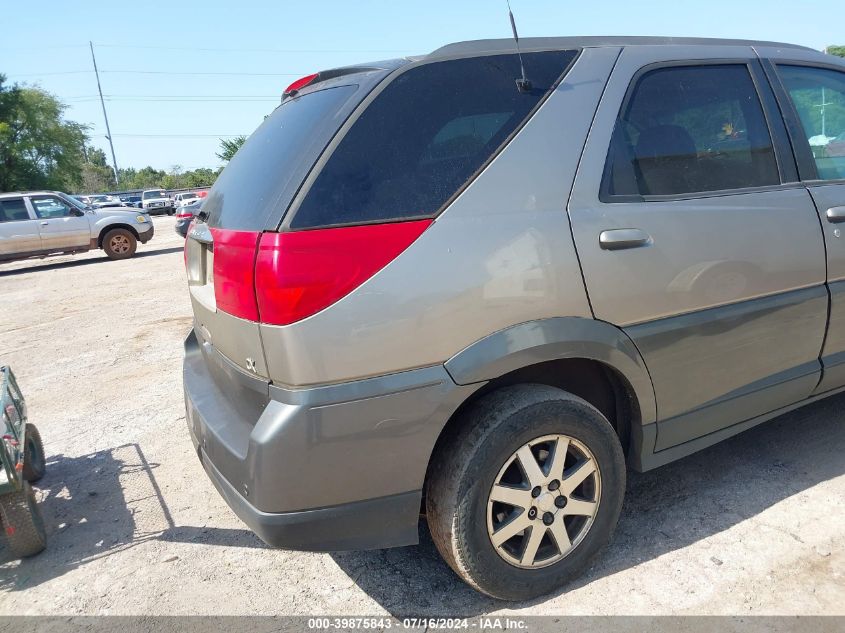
[0,199,30,222]
[290,51,578,229]
[603,64,780,198]
[777,65,845,181]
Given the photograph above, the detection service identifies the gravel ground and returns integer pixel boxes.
[0,215,842,616]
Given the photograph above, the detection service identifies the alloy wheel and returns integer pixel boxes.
[486,434,602,569]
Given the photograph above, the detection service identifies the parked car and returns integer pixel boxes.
[0,365,47,559]
[87,194,124,209]
[182,36,845,601]
[173,192,200,208]
[175,199,201,237]
[0,191,153,261]
[141,189,174,215]
[120,194,143,209]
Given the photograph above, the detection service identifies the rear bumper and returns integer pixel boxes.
[193,442,420,550]
[182,330,479,551]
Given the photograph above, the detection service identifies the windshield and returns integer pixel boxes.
[59,192,89,210]
[203,84,360,230]
[143,190,165,199]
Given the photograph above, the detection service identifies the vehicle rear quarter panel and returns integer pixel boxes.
[259,47,621,386]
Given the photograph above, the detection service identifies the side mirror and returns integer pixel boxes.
[70,208,85,217]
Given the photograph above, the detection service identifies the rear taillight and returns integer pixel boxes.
[209,228,261,321]
[255,220,432,326]
[190,220,431,325]
[176,212,193,218]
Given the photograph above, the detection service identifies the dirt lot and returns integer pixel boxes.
[0,214,842,616]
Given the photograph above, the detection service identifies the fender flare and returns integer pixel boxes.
[444,317,657,426]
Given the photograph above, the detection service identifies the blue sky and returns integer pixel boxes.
[4,0,843,171]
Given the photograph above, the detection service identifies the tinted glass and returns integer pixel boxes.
[778,65,845,181]
[0,199,30,222]
[203,85,359,231]
[604,64,780,197]
[291,51,577,229]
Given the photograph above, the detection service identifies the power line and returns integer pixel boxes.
[95,44,409,54]
[107,134,248,138]
[67,97,277,103]
[0,43,410,54]
[8,70,91,76]
[66,94,279,98]
[99,70,304,76]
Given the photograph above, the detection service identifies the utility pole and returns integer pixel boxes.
[89,41,120,187]
[815,86,833,138]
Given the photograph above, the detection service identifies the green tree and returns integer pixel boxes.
[216,135,246,162]
[184,168,216,187]
[827,46,845,58]
[80,146,116,192]
[0,74,87,192]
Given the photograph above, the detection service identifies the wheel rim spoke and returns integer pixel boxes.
[516,445,546,487]
[489,484,532,510]
[560,457,596,496]
[491,512,531,547]
[549,518,571,553]
[562,498,597,517]
[520,524,547,566]
[546,436,569,481]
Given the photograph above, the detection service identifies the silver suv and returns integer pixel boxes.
[182,37,845,600]
[0,191,154,262]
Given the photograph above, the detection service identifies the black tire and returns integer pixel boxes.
[103,228,137,260]
[22,424,46,483]
[425,384,626,601]
[0,482,47,559]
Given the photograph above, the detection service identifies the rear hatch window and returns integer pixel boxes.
[289,50,578,229]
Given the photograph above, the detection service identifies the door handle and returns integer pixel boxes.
[40,221,49,226]
[826,207,845,223]
[599,228,652,251]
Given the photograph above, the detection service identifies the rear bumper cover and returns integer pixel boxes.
[183,330,479,551]
[193,443,421,550]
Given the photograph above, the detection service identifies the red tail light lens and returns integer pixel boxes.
[209,228,261,321]
[255,220,432,326]
[176,212,193,218]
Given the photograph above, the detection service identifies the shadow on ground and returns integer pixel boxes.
[0,246,184,277]
[331,392,845,616]
[2,393,842,614]
[0,442,264,591]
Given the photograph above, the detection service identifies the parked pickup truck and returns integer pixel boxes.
[0,191,154,262]
[141,189,174,215]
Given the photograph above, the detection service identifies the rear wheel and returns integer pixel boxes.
[22,424,46,482]
[426,384,626,601]
[103,228,137,260]
[0,482,47,559]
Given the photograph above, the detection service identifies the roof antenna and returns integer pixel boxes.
[507,0,532,92]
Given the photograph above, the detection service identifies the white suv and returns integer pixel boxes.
[141,189,174,215]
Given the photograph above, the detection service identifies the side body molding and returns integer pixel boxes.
[444,317,658,428]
